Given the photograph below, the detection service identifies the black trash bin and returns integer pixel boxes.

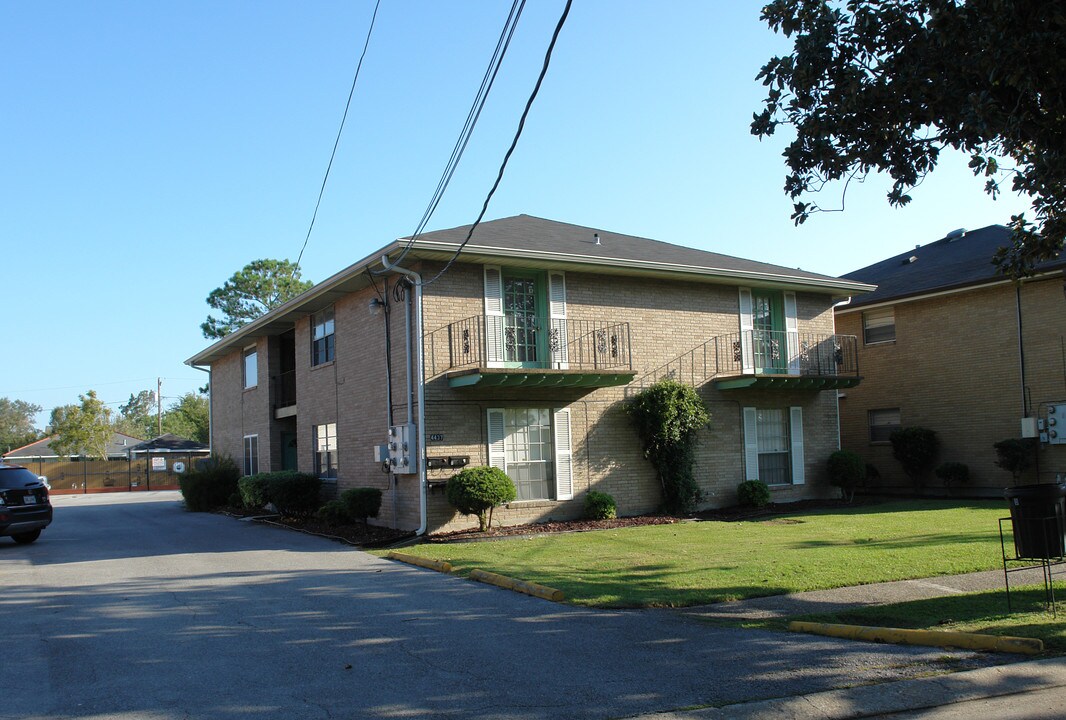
[1005,483,1066,559]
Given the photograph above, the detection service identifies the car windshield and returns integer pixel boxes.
[0,467,43,489]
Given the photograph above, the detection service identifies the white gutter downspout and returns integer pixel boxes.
[191,365,212,452]
[380,255,427,536]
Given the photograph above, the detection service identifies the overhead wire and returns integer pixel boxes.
[420,0,573,286]
[388,0,527,269]
[292,0,383,276]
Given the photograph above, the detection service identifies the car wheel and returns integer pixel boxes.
[11,529,41,544]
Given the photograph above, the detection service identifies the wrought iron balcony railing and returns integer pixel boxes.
[426,315,633,377]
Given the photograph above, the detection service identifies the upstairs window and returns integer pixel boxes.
[862,307,895,345]
[869,408,901,443]
[312,307,335,366]
[243,346,258,389]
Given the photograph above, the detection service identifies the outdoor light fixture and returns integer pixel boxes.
[369,298,385,316]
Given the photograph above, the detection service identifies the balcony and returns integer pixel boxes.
[640,331,860,391]
[272,369,297,417]
[426,316,636,389]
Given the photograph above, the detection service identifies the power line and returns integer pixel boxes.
[421,0,573,286]
[293,0,382,275]
[389,0,527,268]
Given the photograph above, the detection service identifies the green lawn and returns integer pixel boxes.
[385,500,1011,607]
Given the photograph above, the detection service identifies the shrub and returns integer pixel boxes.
[584,491,617,520]
[264,472,322,518]
[446,466,516,532]
[238,475,271,509]
[626,379,710,514]
[935,461,970,489]
[316,500,350,526]
[340,487,382,525]
[737,479,771,508]
[826,450,866,502]
[179,454,241,512]
[889,427,940,490]
[994,438,1038,484]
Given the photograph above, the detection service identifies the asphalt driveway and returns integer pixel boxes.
[2,492,1008,720]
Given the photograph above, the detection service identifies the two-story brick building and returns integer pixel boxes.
[187,215,872,533]
[836,225,1066,494]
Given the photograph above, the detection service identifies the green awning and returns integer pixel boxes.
[713,375,863,391]
[448,368,636,389]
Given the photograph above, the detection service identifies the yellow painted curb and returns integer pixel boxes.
[788,621,1044,655]
[387,552,452,574]
[469,569,565,602]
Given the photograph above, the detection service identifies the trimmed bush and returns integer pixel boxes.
[935,461,970,489]
[446,466,516,532]
[316,500,350,526]
[266,472,322,518]
[737,479,771,508]
[340,487,382,525]
[179,454,241,512]
[584,491,617,520]
[238,475,271,509]
[994,438,1038,483]
[827,450,866,502]
[889,427,940,490]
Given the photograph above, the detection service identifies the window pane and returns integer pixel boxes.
[243,348,258,388]
[312,307,336,365]
[863,308,895,344]
[244,435,258,476]
[755,408,791,484]
[869,408,901,443]
[314,423,337,479]
[503,408,553,501]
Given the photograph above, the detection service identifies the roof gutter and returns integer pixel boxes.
[379,254,427,537]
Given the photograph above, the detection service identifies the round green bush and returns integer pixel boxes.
[340,487,382,524]
[827,450,866,502]
[736,479,771,508]
[584,491,617,520]
[238,475,271,509]
[316,500,351,526]
[935,461,970,487]
[179,454,240,512]
[446,466,516,532]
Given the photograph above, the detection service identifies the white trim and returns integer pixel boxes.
[242,434,259,477]
[789,407,805,485]
[738,288,754,374]
[548,272,569,369]
[486,408,506,470]
[783,291,800,373]
[742,407,759,481]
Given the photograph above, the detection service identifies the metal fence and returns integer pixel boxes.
[6,456,202,494]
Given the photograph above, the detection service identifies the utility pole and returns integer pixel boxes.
[157,377,162,436]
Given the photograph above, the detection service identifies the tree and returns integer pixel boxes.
[49,390,113,460]
[752,0,1066,278]
[114,390,156,440]
[889,426,940,490]
[201,259,313,339]
[161,392,210,444]
[0,398,42,452]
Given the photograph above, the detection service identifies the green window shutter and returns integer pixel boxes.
[548,271,569,369]
[484,266,504,367]
[790,406,805,485]
[487,408,506,471]
[742,407,759,481]
[784,291,800,373]
[738,288,754,373]
[553,407,573,500]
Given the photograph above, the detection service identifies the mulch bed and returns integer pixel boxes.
[425,515,680,543]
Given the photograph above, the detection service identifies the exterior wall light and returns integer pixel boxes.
[369,298,385,317]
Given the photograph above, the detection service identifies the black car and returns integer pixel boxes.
[0,463,52,544]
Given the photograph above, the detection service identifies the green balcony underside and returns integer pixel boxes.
[448,368,637,389]
[713,374,863,391]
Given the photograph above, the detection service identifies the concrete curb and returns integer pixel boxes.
[387,551,452,573]
[789,620,1044,655]
[635,656,1066,719]
[469,569,564,601]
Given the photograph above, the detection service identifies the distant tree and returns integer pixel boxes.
[201,259,313,339]
[114,390,156,440]
[0,398,43,452]
[49,390,113,460]
[752,0,1066,279]
[161,392,210,444]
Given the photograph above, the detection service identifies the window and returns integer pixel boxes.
[314,423,337,480]
[743,406,805,485]
[487,407,573,502]
[243,435,259,476]
[863,307,895,345]
[869,408,901,443]
[243,346,258,389]
[312,307,335,366]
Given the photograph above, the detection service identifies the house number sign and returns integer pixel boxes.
[428,433,445,442]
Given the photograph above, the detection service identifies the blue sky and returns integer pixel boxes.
[1,1,1032,431]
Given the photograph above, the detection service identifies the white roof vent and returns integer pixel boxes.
[944,228,966,241]
[902,255,918,265]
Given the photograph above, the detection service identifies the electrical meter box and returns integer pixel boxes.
[1048,404,1066,445]
[388,424,417,473]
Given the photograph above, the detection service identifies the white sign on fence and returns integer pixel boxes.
[151,457,166,472]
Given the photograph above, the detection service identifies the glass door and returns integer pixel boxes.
[751,290,783,373]
[503,272,543,366]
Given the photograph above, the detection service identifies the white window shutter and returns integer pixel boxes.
[487,408,507,471]
[742,407,759,481]
[484,266,504,367]
[784,291,800,374]
[548,272,569,369]
[738,288,754,373]
[790,406,805,485]
[553,407,573,500]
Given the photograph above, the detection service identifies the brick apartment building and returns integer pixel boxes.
[187,215,872,533]
[836,225,1066,494]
